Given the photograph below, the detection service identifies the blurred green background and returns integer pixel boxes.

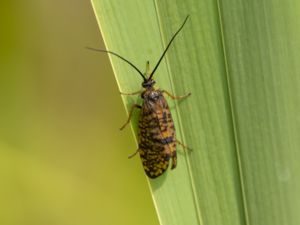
[0,1,159,225]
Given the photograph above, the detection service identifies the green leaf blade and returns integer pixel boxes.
[91,0,300,225]
[218,0,300,224]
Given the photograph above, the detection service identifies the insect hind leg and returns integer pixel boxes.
[176,139,192,151]
[128,149,140,159]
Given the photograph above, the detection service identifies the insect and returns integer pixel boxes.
[87,16,190,178]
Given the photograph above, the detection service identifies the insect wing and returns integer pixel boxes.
[138,92,176,178]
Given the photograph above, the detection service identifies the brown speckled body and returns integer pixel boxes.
[92,16,190,179]
[138,88,176,178]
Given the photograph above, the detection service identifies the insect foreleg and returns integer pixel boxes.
[176,139,192,151]
[120,90,143,96]
[162,90,191,100]
[119,104,142,130]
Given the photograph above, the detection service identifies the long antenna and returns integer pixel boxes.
[86,47,146,80]
[149,15,189,80]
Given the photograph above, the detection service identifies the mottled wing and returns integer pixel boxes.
[138,91,176,178]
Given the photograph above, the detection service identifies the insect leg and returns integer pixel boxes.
[162,90,191,100]
[128,149,140,159]
[120,90,143,96]
[176,139,192,151]
[120,104,142,130]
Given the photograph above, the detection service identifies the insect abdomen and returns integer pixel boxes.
[138,95,177,178]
